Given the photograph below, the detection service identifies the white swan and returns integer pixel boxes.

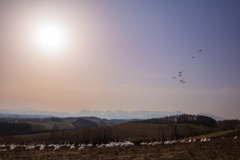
[53,145,60,150]
[10,144,17,150]
[66,142,70,147]
[171,140,177,144]
[147,141,153,146]
[78,146,84,150]
[188,137,192,143]
[25,145,35,150]
[70,144,75,150]
[97,144,103,148]
[40,144,45,151]
[48,144,55,147]
[87,142,93,147]
[0,144,6,148]
[81,143,86,147]
[180,138,185,143]
[203,136,207,142]
[207,137,211,141]
[153,141,160,145]
[105,143,113,148]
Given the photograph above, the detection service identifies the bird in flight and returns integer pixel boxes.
[180,79,186,83]
[172,49,203,83]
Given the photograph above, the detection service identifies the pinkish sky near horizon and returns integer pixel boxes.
[0,0,240,119]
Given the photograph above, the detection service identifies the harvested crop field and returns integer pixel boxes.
[0,137,239,160]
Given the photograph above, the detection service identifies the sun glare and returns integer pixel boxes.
[33,22,67,53]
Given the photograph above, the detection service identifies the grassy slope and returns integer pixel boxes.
[28,122,52,130]
[181,129,238,141]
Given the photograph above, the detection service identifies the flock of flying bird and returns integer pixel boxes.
[0,135,237,152]
[172,49,202,84]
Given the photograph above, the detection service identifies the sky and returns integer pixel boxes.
[0,0,240,119]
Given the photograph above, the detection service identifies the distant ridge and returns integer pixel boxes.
[198,112,225,121]
[0,113,52,119]
[0,108,184,119]
[0,108,224,120]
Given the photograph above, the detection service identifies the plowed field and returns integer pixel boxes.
[0,137,239,160]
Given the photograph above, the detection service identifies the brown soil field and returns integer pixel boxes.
[0,136,239,160]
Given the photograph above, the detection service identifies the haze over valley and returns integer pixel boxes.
[0,108,225,121]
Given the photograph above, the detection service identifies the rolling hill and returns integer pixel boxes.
[0,122,223,144]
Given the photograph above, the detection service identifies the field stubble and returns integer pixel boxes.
[0,137,239,160]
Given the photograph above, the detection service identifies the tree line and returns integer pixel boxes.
[0,122,51,136]
[0,122,31,136]
[128,114,218,128]
[218,119,240,130]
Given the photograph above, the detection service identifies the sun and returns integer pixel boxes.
[32,22,68,53]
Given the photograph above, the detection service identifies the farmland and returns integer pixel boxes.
[0,130,239,160]
[0,115,239,159]
[0,122,235,144]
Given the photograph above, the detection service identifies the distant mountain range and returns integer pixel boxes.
[0,108,225,120]
[0,108,184,119]
[198,112,225,121]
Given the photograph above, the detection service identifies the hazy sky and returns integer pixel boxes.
[0,0,240,119]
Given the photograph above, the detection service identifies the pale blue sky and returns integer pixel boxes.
[0,0,240,119]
